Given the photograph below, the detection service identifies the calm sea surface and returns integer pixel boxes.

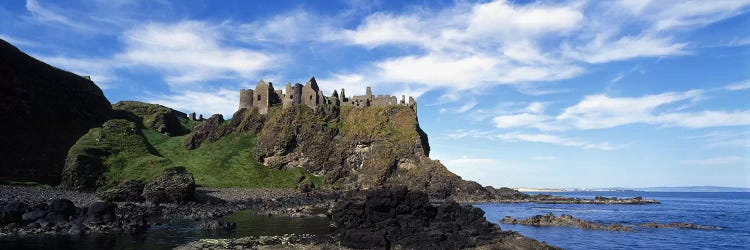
[477,191,750,249]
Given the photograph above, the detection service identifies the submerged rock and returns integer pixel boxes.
[638,222,722,230]
[501,213,634,232]
[199,219,236,231]
[143,167,196,204]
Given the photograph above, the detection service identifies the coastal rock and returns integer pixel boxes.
[199,219,237,231]
[86,202,116,224]
[1,201,28,226]
[638,222,722,230]
[143,167,196,204]
[45,199,76,224]
[501,213,634,232]
[98,180,146,202]
[298,179,315,193]
[331,187,557,249]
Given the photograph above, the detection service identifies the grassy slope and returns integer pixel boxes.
[99,125,321,188]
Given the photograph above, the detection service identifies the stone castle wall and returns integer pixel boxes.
[239,77,417,114]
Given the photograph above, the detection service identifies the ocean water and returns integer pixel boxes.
[477,191,750,250]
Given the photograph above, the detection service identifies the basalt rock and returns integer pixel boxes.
[501,213,634,232]
[183,114,227,149]
[331,187,554,249]
[98,180,146,202]
[143,167,196,204]
[638,222,722,230]
[1,201,28,226]
[86,202,116,224]
[0,39,112,185]
[199,219,237,231]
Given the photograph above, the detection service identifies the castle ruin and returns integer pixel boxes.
[239,77,417,114]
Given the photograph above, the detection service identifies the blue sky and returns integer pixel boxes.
[1,0,749,188]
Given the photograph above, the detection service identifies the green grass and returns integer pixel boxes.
[99,128,323,188]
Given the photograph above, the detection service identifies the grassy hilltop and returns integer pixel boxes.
[62,101,321,191]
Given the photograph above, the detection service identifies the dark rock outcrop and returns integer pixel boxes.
[183,114,227,149]
[86,202,116,224]
[638,222,722,230]
[199,219,237,231]
[143,167,196,204]
[501,213,634,232]
[97,180,146,202]
[0,198,150,236]
[298,179,315,193]
[1,201,28,225]
[331,187,556,249]
[112,101,189,136]
[0,39,112,185]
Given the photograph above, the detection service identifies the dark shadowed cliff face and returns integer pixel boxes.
[0,39,112,185]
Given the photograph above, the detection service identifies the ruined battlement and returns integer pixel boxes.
[239,77,417,114]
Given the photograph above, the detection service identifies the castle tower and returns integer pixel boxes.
[401,95,406,105]
[302,77,320,109]
[366,86,372,101]
[239,89,254,109]
[253,80,272,114]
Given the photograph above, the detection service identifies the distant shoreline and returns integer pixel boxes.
[513,187,750,192]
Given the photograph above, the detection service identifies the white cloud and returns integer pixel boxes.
[0,34,39,47]
[321,0,750,99]
[562,34,687,64]
[238,10,343,43]
[145,88,240,118]
[496,132,619,150]
[725,80,750,91]
[492,102,559,131]
[118,21,276,84]
[557,90,704,129]
[494,113,550,129]
[531,156,558,161]
[25,0,94,32]
[682,156,746,165]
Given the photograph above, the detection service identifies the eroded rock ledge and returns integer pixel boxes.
[501,214,722,232]
[501,213,634,232]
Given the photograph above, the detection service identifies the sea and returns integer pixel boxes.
[477,191,750,249]
[1,191,748,249]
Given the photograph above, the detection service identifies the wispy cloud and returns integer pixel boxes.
[496,132,620,150]
[118,21,277,85]
[725,80,750,91]
[145,88,240,118]
[682,156,746,165]
[25,0,97,32]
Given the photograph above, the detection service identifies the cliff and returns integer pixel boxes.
[249,105,491,200]
[0,39,112,185]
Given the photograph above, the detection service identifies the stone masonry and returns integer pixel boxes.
[239,77,417,114]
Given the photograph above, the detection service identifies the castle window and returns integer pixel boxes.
[309,95,313,101]
[257,95,261,101]
[289,95,293,99]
